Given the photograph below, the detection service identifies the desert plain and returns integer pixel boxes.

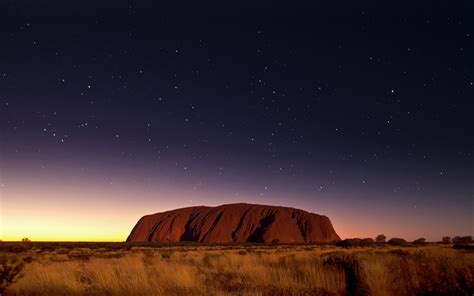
[1,241,473,296]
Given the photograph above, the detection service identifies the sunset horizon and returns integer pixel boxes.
[2,121,472,242]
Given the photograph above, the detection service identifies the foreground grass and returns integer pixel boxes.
[2,244,473,295]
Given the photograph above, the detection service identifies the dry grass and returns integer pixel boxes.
[2,244,473,296]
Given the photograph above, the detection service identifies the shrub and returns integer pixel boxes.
[413,238,426,245]
[0,254,24,293]
[442,236,451,244]
[337,238,375,247]
[375,234,386,243]
[336,238,362,247]
[2,244,29,253]
[360,238,375,246]
[388,238,407,246]
[452,236,473,245]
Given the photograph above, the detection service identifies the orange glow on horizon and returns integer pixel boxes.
[2,162,471,243]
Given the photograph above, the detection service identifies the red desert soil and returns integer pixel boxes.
[127,203,340,243]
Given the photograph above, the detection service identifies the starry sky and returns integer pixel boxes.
[1,2,473,242]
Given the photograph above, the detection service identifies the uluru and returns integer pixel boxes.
[127,203,340,243]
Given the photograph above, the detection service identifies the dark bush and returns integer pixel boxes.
[336,238,375,247]
[375,234,386,243]
[441,236,451,244]
[413,238,426,245]
[452,236,473,245]
[0,255,24,293]
[360,238,375,246]
[2,244,29,253]
[336,238,362,247]
[388,238,407,246]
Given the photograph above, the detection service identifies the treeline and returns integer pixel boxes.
[336,235,473,247]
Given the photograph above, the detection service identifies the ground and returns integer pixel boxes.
[1,242,473,296]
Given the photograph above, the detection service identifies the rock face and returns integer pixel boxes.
[127,203,340,243]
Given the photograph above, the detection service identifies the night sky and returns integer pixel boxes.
[1,2,473,241]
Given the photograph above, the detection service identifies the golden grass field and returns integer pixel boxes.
[1,243,473,296]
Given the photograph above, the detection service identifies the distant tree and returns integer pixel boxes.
[375,234,386,243]
[337,238,375,247]
[360,238,375,246]
[442,236,451,244]
[463,236,473,244]
[413,238,426,245]
[21,238,31,243]
[453,236,473,245]
[388,238,407,246]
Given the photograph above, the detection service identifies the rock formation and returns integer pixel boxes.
[127,203,340,243]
